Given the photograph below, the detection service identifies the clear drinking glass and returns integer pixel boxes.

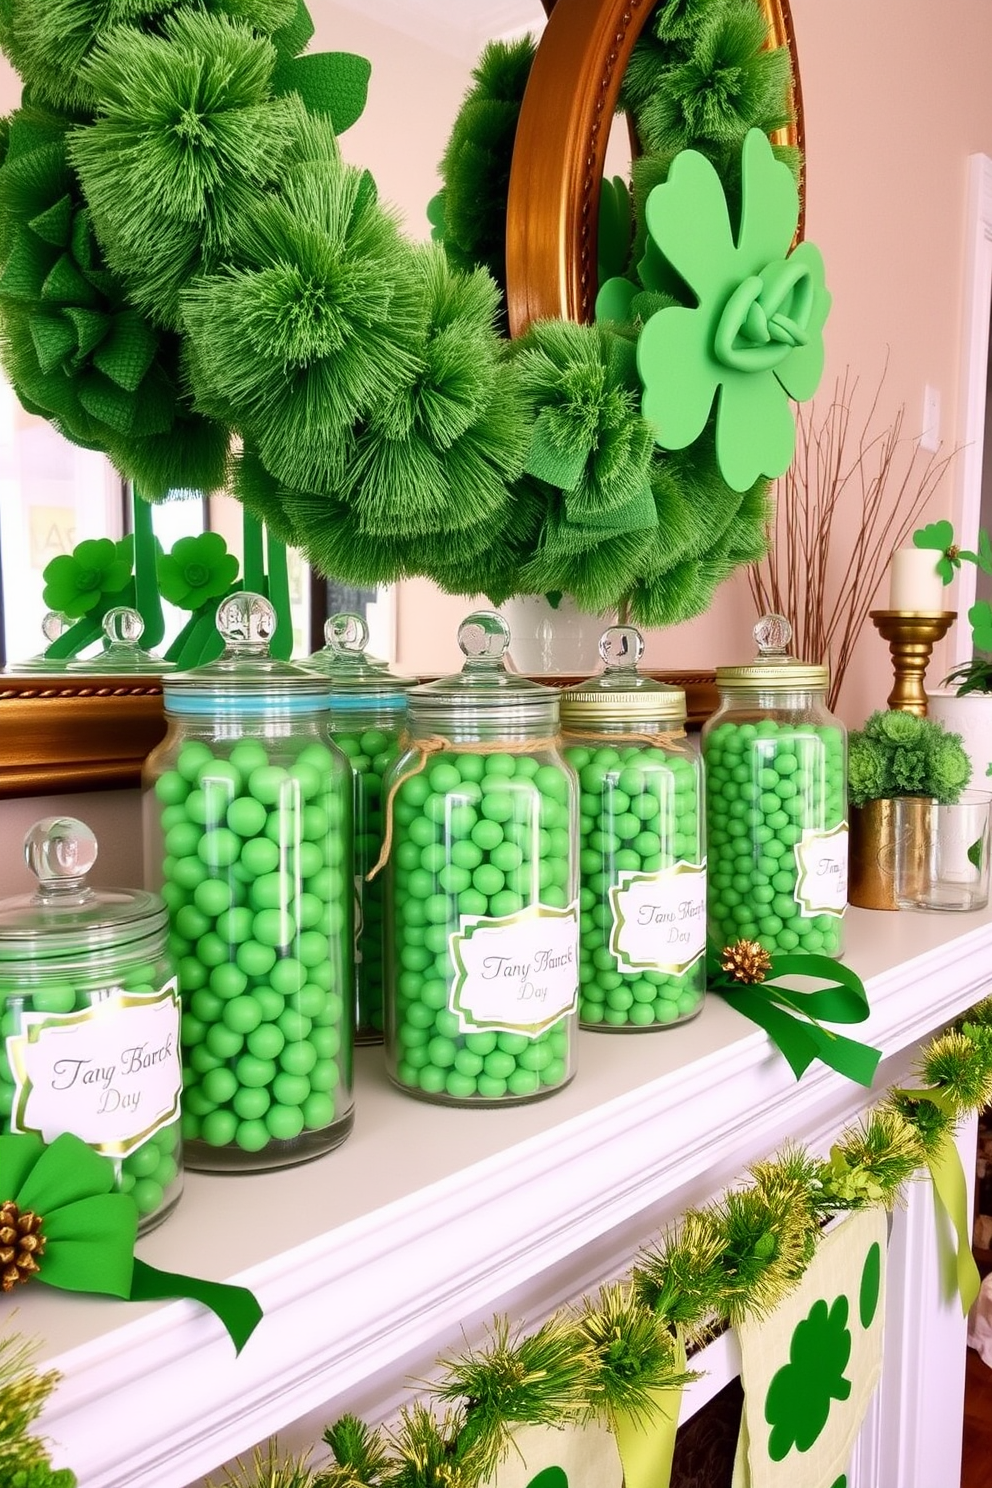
[895,789,992,911]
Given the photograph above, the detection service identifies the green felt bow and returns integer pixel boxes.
[890,1086,981,1315]
[711,951,882,1088]
[1,1132,262,1353]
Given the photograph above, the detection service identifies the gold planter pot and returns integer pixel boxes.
[848,797,931,911]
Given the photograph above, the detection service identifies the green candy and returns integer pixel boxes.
[564,739,703,1031]
[703,720,845,965]
[385,747,577,1104]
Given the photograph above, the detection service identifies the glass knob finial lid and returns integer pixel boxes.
[458,610,512,669]
[754,613,794,658]
[599,625,644,672]
[68,606,174,673]
[217,592,276,655]
[25,816,97,902]
[326,612,370,657]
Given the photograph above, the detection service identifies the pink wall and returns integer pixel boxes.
[328,0,992,718]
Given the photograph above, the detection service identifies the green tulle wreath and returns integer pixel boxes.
[0,0,807,629]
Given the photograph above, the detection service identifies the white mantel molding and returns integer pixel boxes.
[21,905,992,1487]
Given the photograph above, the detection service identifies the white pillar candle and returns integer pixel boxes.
[887,547,945,611]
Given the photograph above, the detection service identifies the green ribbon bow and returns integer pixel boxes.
[1,1132,262,1353]
[711,951,882,1088]
[891,1086,981,1315]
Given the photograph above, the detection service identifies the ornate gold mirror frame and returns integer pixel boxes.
[0,0,801,800]
[507,0,803,334]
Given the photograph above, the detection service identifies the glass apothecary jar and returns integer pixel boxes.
[702,615,848,966]
[0,817,182,1232]
[561,626,705,1029]
[142,593,354,1171]
[382,611,579,1106]
[304,613,415,1043]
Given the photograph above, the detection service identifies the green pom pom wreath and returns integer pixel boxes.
[0,0,800,626]
[70,9,302,328]
[430,35,537,325]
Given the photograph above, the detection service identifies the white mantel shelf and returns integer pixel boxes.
[13,905,992,1487]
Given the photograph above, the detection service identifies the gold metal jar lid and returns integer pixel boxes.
[559,626,686,726]
[715,615,829,693]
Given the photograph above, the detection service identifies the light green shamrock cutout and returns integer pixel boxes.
[526,1471,568,1488]
[912,520,959,584]
[764,1294,852,1461]
[630,129,830,491]
[970,600,992,653]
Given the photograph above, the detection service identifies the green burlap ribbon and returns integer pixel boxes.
[891,1086,981,1315]
[711,950,882,1088]
[1,1132,262,1354]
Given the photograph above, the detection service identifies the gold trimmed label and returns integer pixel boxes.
[449,903,579,1035]
[6,980,182,1155]
[794,821,849,917]
[608,860,707,974]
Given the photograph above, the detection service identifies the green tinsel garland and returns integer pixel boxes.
[0,1332,76,1486]
[195,998,992,1488]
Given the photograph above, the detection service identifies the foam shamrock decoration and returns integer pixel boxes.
[157,532,239,610]
[614,128,830,491]
[912,520,959,583]
[0,1131,262,1352]
[41,537,131,620]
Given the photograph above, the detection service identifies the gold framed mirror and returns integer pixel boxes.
[1,0,800,797]
[506,0,803,334]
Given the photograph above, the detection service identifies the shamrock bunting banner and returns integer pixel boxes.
[482,1422,623,1488]
[732,1208,887,1488]
[0,1132,262,1354]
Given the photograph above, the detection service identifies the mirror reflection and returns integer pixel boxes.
[0,1,548,675]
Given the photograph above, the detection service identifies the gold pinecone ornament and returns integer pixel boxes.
[0,1200,45,1291]
[720,939,773,985]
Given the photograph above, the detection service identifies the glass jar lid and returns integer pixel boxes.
[715,614,829,692]
[304,612,416,710]
[408,611,559,735]
[163,593,328,715]
[0,817,166,962]
[560,626,686,725]
[67,607,175,674]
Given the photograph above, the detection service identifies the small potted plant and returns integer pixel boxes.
[914,521,992,783]
[848,709,972,909]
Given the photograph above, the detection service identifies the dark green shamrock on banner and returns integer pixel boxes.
[765,1295,852,1460]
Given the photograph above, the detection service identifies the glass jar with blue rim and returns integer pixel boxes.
[142,592,354,1170]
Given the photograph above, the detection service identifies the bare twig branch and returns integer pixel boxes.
[747,366,958,711]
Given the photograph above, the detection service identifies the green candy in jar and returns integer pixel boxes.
[561,626,705,1030]
[0,818,183,1232]
[144,592,355,1172]
[382,611,579,1106]
[303,612,416,1044]
[703,616,848,967]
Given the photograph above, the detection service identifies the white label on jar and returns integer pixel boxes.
[449,903,579,1035]
[608,860,707,974]
[794,822,849,917]
[6,980,182,1155]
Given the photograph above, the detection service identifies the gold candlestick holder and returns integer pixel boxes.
[869,610,956,716]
